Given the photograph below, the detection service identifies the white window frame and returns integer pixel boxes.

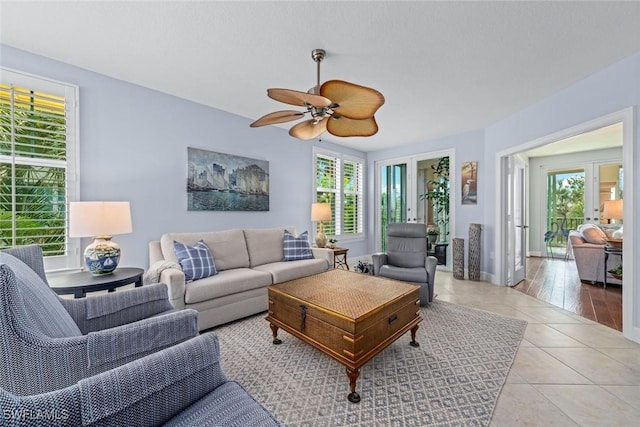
[313,147,365,241]
[1,67,80,271]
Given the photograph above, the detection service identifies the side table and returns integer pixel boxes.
[603,245,622,289]
[47,267,144,298]
[329,247,349,270]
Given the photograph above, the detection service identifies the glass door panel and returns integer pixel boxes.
[380,163,407,251]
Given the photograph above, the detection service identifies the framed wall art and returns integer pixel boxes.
[461,161,478,205]
[187,147,269,211]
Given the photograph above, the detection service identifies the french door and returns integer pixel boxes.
[503,155,527,286]
[375,150,454,259]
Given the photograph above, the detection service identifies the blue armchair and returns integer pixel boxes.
[0,245,198,396]
[1,245,280,426]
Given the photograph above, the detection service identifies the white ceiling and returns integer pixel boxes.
[1,1,639,152]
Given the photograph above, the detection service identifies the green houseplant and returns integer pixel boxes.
[420,157,450,242]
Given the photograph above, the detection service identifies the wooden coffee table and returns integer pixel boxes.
[266,269,422,403]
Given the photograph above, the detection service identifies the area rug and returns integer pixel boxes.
[214,300,527,427]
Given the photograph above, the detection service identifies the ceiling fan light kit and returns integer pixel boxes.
[250,49,384,140]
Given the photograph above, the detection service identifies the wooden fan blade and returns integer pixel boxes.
[289,119,327,140]
[250,110,305,127]
[320,80,385,120]
[267,88,332,108]
[326,116,379,138]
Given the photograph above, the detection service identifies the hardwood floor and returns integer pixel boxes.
[514,256,623,331]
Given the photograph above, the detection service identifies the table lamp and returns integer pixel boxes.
[602,199,623,224]
[311,202,331,248]
[69,201,132,275]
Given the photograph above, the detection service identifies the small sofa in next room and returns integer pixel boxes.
[148,227,331,331]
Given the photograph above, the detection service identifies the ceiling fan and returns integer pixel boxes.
[250,49,385,140]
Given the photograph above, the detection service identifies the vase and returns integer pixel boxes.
[452,238,465,280]
[468,223,482,281]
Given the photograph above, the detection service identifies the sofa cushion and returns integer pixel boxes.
[253,259,329,283]
[173,240,217,281]
[184,268,272,305]
[283,230,314,261]
[578,224,607,245]
[244,227,295,267]
[161,230,250,271]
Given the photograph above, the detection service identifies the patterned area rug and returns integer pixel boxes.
[214,300,527,427]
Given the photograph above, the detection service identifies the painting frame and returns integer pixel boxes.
[461,161,478,205]
[187,147,269,211]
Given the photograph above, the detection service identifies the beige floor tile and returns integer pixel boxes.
[598,347,640,369]
[548,323,639,348]
[518,338,535,348]
[524,324,586,348]
[515,306,589,324]
[505,370,528,384]
[492,383,579,426]
[510,347,592,384]
[535,384,640,426]
[466,304,541,323]
[602,386,640,409]
[543,348,640,385]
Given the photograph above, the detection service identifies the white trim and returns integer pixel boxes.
[494,107,637,343]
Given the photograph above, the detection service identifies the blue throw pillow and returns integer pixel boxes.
[283,230,314,261]
[173,240,218,281]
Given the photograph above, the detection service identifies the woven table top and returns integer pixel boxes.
[270,269,419,319]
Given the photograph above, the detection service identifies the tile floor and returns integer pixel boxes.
[433,271,640,426]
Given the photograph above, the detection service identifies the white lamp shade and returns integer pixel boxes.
[602,199,623,220]
[311,203,332,221]
[69,201,133,237]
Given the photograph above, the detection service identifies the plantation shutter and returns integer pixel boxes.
[0,69,79,269]
[314,148,365,238]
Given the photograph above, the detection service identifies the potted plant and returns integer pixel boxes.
[427,226,440,247]
[327,238,338,249]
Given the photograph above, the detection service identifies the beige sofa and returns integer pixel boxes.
[148,227,331,330]
[568,224,622,285]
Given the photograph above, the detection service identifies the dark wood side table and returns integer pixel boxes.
[603,245,622,289]
[48,267,144,298]
[329,247,349,270]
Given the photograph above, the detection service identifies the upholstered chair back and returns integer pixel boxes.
[0,251,82,338]
[386,223,427,268]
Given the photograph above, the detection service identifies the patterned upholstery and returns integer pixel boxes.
[1,334,280,426]
[371,223,438,306]
[173,240,218,281]
[0,245,198,396]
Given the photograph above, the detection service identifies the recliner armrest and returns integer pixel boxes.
[371,253,387,275]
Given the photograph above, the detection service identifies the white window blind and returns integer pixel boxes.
[314,148,364,238]
[0,68,79,270]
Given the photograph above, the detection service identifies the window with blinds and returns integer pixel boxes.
[314,149,364,238]
[0,69,79,267]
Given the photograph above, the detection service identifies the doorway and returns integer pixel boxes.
[496,108,637,342]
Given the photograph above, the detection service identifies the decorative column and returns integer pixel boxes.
[468,223,482,281]
[452,238,465,280]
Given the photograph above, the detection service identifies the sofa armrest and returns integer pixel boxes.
[159,268,187,309]
[371,253,387,275]
[60,283,175,334]
[311,248,332,269]
[86,309,199,369]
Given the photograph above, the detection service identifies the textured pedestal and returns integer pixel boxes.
[452,238,465,280]
[469,223,482,281]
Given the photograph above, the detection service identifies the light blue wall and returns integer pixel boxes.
[0,45,368,268]
[484,51,640,278]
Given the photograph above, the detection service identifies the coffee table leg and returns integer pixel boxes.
[409,324,420,347]
[269,323,282,345]
[346,368,361,403]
